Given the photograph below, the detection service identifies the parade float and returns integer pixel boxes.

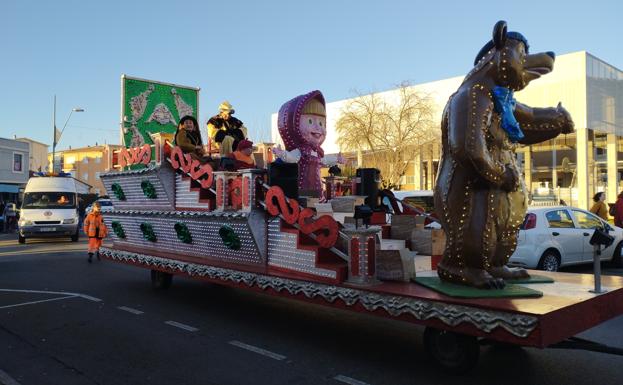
[99,22,623,372]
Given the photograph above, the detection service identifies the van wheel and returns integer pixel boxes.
[18,235,26,244]
[71,231,79,242]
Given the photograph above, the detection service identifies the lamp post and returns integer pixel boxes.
[51,95,84,173]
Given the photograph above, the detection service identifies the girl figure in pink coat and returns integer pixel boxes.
[274,90,341,197]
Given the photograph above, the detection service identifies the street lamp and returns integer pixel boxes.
[51,95,84,173]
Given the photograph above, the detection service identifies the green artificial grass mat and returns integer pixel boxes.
[413,276,543,298]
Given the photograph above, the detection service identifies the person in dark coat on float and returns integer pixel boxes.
[174,115,205,160]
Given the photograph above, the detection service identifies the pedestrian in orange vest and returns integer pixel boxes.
[83,202,108,263]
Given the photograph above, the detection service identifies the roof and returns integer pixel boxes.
[15,137,49,147]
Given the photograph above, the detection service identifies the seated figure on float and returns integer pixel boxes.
[207,101,247,157]
[231,139,256,171]
[174,115,205,161]
[273,90,341,198]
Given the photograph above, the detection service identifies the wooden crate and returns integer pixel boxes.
[410,228,446,256]
[390,215,425,240]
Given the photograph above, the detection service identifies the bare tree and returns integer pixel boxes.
[336,82,438,189]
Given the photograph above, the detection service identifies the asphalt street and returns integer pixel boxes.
[1,232,623,385]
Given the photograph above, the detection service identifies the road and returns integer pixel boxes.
[1,233,623,385]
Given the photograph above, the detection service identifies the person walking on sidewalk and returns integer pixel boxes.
[590,192,608,221]
[83,202,108,263]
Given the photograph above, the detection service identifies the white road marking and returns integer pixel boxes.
[0,368,22,385]
[0,295,77,309]
[0,248,85,257]
[0,289,102,302]
[77,294,102,302]
[228,340,286,361]
[117,306,144,315]
[165,321,198,332]
[333,375,371,385]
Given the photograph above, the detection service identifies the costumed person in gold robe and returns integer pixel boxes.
[207,101,247,156]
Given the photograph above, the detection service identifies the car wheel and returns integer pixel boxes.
[538,250,560,271]
[610,242,623,268]
[18,235,26,244]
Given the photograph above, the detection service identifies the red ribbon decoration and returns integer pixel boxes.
[169,146,213,189]
[265,186,338,248]
[118,144,151,167]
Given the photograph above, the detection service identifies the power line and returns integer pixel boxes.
[67,124,117,132]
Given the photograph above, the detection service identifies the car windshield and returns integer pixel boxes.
[403,196,435,213]
[22,192,76,209]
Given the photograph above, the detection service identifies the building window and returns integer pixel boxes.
[83,173,89,181]
[12,152,23,173]
[95,172,101,179]
[94,157,102,164]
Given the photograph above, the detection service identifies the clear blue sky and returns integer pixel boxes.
[2,0,621,150]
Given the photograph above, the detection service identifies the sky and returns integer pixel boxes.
[1,0,622,151]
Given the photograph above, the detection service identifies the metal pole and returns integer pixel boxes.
[590,244,606,294]
[552,138,557,200]
[52,95,56,173]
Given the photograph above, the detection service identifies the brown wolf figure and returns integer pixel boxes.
[434,21,574,288]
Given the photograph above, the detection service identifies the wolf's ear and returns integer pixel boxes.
[493,20,507,49]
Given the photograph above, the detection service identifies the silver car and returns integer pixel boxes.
[508,206,623,271]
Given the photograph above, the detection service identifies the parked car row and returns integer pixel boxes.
[509,206,623,271]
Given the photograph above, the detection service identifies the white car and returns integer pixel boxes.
[509,206,623,271]
[85,199,114,214]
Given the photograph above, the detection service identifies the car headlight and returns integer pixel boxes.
[62,218,77,224]
[20,219,33,226]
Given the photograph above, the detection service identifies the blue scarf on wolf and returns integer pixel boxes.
[492,86,524,143]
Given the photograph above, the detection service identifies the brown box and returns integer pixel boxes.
[410,228,446,255]
[330,196,356,212]
[390,215,425,240]
[376,250,406,281]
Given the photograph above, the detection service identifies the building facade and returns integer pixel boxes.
[271,51,623,210]
[0,137,30,203]
[15,137,49,173]
[48,144,124,195]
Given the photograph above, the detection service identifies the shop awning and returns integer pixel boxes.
[0,184,19,193]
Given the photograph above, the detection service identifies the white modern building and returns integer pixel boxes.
[271,51,623,210]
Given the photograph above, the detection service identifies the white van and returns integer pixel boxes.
[18,176,80,244]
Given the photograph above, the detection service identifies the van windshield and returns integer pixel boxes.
[22,192,76,209]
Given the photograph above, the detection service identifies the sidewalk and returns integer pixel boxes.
[0,232,17,242]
